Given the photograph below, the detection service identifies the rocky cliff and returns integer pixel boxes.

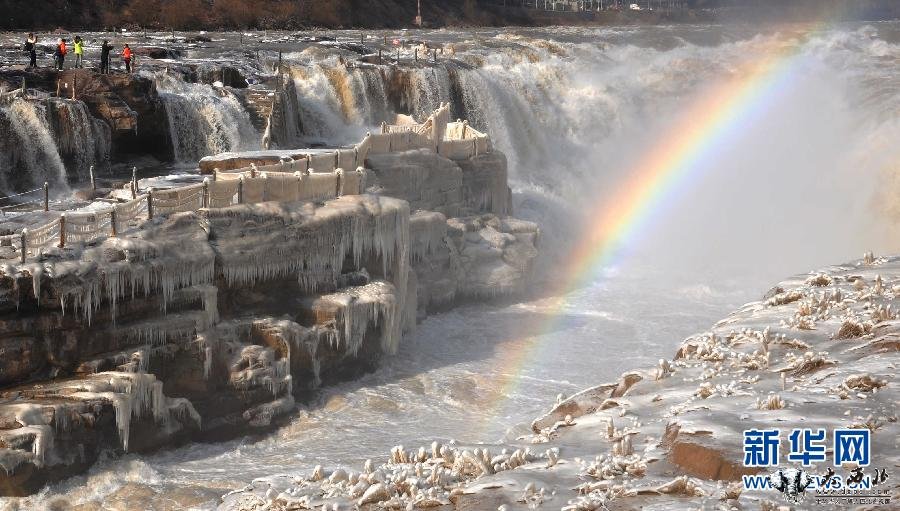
[0,147,539,495]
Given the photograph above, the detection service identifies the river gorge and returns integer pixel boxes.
[0,21,897,510]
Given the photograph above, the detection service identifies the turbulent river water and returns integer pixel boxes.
[10,21,900,509]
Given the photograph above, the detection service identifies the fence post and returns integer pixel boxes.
[89,165,96,190]
[19,228,26,263]
[110,208,118,237]
[202,178,210,208]
[335,169,342,197]
[334,151,340,169]
[414,48,418,62]
[250,163,257,179]
[43,182,49,211]
[58,214,66,248]
[147,189,154,219]
[238,176,244,204]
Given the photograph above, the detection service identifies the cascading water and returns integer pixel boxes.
[0,99,73,193]
[282,61,460,146]
[45,98,111,182]
[152,72,260,162]
[282,60,378,145]
[19,23,900,510]
[0,97,111,194]
[272,26,900,275]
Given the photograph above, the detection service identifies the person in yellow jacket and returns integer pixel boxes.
[73,36,84,68]
[74,36,84,67]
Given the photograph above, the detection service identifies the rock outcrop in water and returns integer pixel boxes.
[0,132,538,494]
[219,254,899,511]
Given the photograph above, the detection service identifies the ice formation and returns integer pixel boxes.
[306,280,400,355]
[0,103,542,494]
[0,370,201,476]
[208,195,409,317]
[409,211,448,262]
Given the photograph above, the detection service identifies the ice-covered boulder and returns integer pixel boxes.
[366,149,464,217]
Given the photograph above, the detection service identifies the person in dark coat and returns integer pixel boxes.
[100,40,113,74]
[25,33,37,68]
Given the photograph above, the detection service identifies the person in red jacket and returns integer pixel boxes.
[122,44,132,73]
[55,38,67,70]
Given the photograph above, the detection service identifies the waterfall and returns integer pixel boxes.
[281,61,456,146]
[0,99,71,194]
[46,99,111,183]
[154,73,259,162]
[0,98,111,195]
[283,62,372,145]
[274,25,900,276]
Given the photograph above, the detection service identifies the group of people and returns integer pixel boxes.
[24,33,133,74]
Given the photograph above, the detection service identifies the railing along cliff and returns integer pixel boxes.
[0,103,492,263]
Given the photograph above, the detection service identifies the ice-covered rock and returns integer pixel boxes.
[0,144,541,494]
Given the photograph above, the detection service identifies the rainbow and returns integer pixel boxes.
[476,26,830,435]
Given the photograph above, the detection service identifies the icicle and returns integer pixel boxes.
[152,380,167,424]
[111,393,132,452]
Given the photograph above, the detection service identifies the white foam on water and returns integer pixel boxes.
[152,72,260,162]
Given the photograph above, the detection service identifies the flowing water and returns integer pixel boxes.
[151,71,259,163]
[9,22,900,509]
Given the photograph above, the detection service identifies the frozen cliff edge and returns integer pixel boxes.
[0,149,539,495]
[218,254,898,511]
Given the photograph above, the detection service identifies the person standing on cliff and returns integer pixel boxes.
[24,33,37,68]
[73,36,84,68]
[100,40,113,74]
[54,38,67,70]
[122,44,132,73]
